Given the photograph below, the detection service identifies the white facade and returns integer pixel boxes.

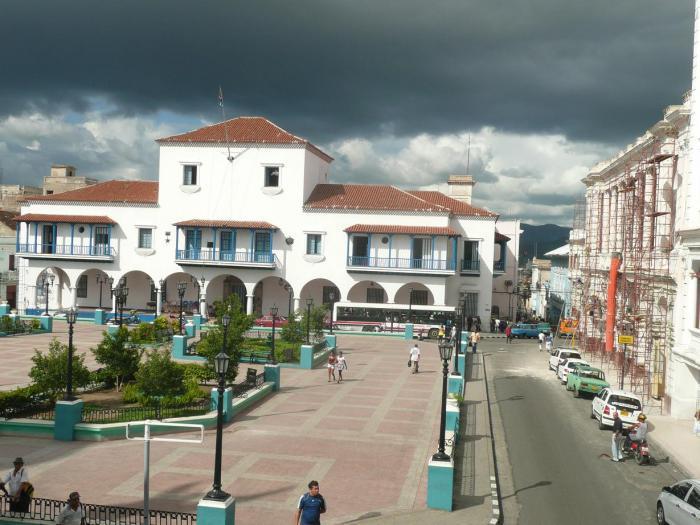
[15,118,514,324]
[491,219,521,321]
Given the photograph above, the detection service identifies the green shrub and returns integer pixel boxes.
[135,349,185,399]
[300,305,328,342]
[181,362,214,384]
[129,322,158,344]
[0,316,13,333]
[29,338,91,399]
[31,319,41,330]
[274,341,300,362]
[0,385,47,414]
[91,327,142,391]
[121,383,142,404]
[280,313,304,343]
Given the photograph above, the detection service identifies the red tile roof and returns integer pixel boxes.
[14,213,116,224]
[304,184,497,217]
[407,191,497,218]
[304,184,446,213]
[21,180,158,204]
[344,224,459,236]
[495,232,511,242]
[157,116,333,162]
[174,219,278,230]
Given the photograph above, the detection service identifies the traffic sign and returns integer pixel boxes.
[618,335,634,345]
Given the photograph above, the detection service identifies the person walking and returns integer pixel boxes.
[469,329,480,353]
[694,409,700,436]
[611,412,624,462]
[335,351,348,383]
[493,318,499,333]
[409,343,420,373]
[0,457,31,513]
[538,331,545,352]
[545,333,553,353]
[438,325,445,342]
[55,492,86,525]
[295,480,326,525]
[327,351,337,382]
[505,324,512,344]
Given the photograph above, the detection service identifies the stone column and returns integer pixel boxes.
[70,286,78,309]
[156,288,162,316]
[246,295,254,315]
[293,297,300,313]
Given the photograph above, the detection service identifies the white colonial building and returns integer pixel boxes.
[14,117,512,324]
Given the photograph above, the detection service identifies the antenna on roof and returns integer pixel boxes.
[466,134,471,176]
[218,86,234,162]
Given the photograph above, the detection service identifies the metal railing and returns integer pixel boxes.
[1,401,55,421]
[175,249,277,265]
[346,256,455,271]
[0,496,197,525]
[17,243,115,257]
[81,399,211,424]
[313,339,328,353]
[460,259,480,273]
[230,371,266,398]
[494,260,505,272]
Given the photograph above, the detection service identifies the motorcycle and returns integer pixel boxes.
[621,438,651,465]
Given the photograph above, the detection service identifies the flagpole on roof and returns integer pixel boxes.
[218,86,233,162]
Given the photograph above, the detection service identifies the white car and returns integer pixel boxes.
[656,479,700,525]
[590,387,643,430]
[557,358,589,383]
[548,349,582,372]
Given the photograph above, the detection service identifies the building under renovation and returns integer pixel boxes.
[569,97,690,414]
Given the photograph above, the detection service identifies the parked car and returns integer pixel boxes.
[656,479,700,525]
[556,358,589,384]
[548,348,582,372]
[254,315,289,327]
[511,323,550,338]
[566,366,609,397]
[590,388,643,430]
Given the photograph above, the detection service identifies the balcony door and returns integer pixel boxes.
[351,236,369,266]
[220,231,234,261]
[41,225,54,254]
[254,231,271,262]
[411,237,431,269]
[185,229,201,259]
[93,226,109,255]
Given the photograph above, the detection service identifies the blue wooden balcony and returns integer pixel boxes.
[176,249,278,268]
[17,243,116,262]
[460,259,480,274]
[346,256,455,275]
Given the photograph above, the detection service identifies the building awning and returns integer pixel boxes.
[343,224,459,236]
[13,213,116,225]
[495,232,511,242]
[174,219,278,230]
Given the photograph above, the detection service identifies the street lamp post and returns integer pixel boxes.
[328,291,336,335]
[453,306,463,376]
[177,281,187,335]
[433,341,454,461]
[205,315,231,501]
[64,308,77,401]
[41,274,55,315]
[96,275,105,309]
[270,305,278,364]
[305,298,313,344]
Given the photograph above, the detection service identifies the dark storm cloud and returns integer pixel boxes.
[0,0,693,145]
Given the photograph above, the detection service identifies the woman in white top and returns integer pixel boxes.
[335,351,348,383]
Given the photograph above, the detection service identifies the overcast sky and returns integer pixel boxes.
[0,0,693,225]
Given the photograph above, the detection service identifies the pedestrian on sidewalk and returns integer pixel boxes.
[490,318,496,333]
[0,457,32,513]
[611,412,624,462]
[335,351,348,383]
[694,409,700,436]
[545,334,553,353]
[493,318,499,333]
[438,325,445,342]
[469,329,480,353]
[409,343,420,373]
[55,492,86,525]
[505,324,512,344]
[327,351,337,382]
[538,331,545,352]
[295,480,326,525]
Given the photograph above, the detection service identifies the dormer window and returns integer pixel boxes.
[264,166,279,187]
[183,165,198,186]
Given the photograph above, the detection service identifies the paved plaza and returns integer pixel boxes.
[0,333,462,524]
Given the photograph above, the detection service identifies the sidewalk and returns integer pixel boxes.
[648,415,700,479]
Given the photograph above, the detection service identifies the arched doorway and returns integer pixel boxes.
[73,269,112,310]
[394,283,434,306]
[161,272,200,315]
[35,267,70,313]
[347,281,387,304]
[299,278,341,308]
[252,277,295,317]
[206,274,247,313]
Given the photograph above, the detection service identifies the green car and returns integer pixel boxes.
[566,366,609,397]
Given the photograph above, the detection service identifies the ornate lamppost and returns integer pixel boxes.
[96,274,107,309]
[270,305,278,364]
[113,285,128,326]
[305,298,313,344]
[328,291,336,335]
[64,308,77,401]
[433,341,454,461]
[205,315,231,501]
[177,281,187,335]
[41,274,55,315]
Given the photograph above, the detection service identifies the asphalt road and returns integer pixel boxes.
[483,337,686,525]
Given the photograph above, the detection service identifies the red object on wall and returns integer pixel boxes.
[605,253,622,352]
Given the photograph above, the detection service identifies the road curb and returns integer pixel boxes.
[481,354,503,525]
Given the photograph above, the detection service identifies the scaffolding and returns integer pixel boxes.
[571,131,678,413]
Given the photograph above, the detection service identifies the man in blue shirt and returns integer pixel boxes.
[295,480,326,525]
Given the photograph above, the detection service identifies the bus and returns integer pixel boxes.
[334,302,456,339]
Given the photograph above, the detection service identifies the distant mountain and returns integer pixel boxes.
[519,223,571,264]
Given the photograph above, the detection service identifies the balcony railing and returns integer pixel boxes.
[17,243,115,257]
[346,256,455,271]
[494,260,505,272]
[176,249,278,266]
[461,259,480,273]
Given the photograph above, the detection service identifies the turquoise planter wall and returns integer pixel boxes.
[185,322,196,338]
[404,323,414,340]
[210,387,233,423]
[197,495,236,525]
[264,364,281,392]
[39,315,53,332]
[94,309,106,325]
[447,375,464,396]
[54,399,83,441]
[300,344,313,369]
[193,314,202,328]
[107,324,119,336]
[0,303,10,315]
[427,460,454,510]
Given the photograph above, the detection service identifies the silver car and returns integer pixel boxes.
[657,479,700,525]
